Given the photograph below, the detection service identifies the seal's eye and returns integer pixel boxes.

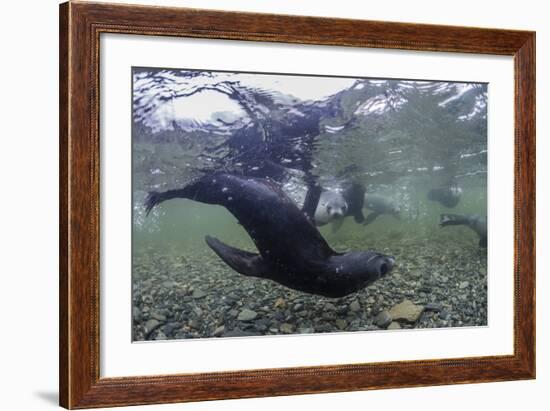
[379,263,388,276]
[327,206,332,213]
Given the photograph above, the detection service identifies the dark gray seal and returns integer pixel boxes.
[428,185,462,208]
[342,182,369,224]
[145,173,395,298]
[440,214,487,248]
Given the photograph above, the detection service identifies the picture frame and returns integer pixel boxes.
[59,1,535,408]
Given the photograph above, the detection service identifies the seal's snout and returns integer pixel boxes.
[376,255,395,278]
[328,208,345,219]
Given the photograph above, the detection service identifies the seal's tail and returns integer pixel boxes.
[440,213,468,227]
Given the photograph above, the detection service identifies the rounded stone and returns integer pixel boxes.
[374,310,393,328]
[237,308,258,321]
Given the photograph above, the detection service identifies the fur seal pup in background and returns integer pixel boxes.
[307,183,400,230]
[145,173,395,298]
[313,190,348,227]
[363,193,401,225]
[427,184,462,208]
[309,182,369,232]
[440,214,487,248]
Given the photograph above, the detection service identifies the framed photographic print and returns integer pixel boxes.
[59,1,535,408]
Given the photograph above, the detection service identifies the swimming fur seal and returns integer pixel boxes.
[308,182,368,232]
[313,190,348,227]
[363,193,401,225]
[427,185,462,208]
[307,183,400,230]
[145,173,395,298]
[440,214,487,248]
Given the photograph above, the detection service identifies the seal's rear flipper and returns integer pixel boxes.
[363,211,380,225]
[205,236,268,278]
[144,191,162,216]
[144,187,190,215]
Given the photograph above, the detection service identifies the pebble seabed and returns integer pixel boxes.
[132,233,488,341]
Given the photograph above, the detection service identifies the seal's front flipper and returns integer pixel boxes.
[205,236,268,278]
[353,210,366,224]
[363,212,380,225]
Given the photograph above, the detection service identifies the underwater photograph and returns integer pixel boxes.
[131,67,488,342]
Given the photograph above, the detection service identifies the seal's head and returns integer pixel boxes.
[391,203,401,218]
[331,251,395,282]
[326,196,348,219]
[450,186,463,197]
[324,251,395,297]
[363,252,395,281]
